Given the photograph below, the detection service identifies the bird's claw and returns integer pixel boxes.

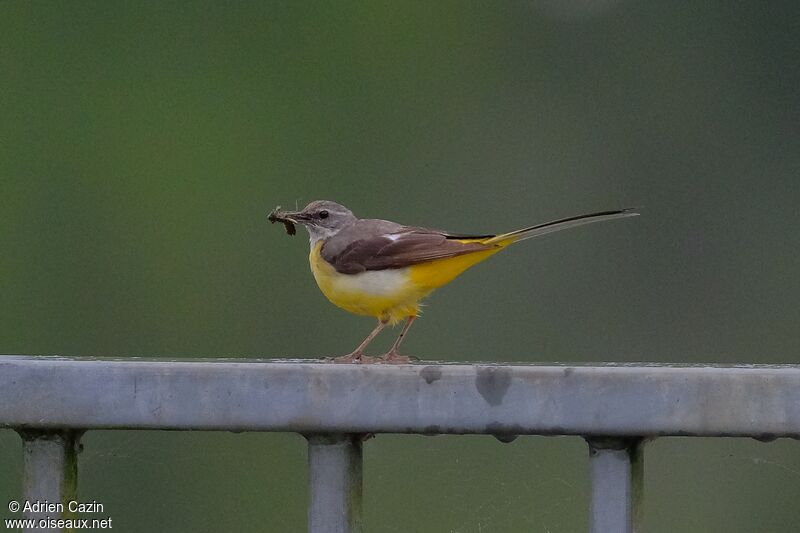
[377,352,417,364]
[331,353,380,364]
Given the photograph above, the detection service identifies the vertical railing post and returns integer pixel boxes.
[19,430,82,530]
[586,438,643,533]
[306,434,363,533]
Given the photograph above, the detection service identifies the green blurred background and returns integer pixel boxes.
[2,1,799,531]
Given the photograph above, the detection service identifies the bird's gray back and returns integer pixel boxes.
[321,218,406,260]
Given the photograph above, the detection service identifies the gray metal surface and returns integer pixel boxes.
[20,431,81,530]
[2,357,800,437]
[307,435,363,533]
[587,439,642,533]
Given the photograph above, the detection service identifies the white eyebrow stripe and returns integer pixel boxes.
[385,234,401,241]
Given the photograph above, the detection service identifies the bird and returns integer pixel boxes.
[269,201,637,363]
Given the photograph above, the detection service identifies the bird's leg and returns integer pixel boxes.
[380,316,417,364]
[334,319,387,364]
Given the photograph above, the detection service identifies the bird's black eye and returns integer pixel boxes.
[319,210,329,219]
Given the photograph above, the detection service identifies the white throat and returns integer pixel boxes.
[306,225,340,246]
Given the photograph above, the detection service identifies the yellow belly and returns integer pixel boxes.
[309,241,504,324]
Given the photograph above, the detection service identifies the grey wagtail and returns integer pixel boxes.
[269,201,638,363]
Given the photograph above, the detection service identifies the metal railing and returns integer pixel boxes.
[2,356,800,532]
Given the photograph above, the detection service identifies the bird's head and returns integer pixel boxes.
[268,200,356,243]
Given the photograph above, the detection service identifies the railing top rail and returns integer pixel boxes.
[3,355,798,369]
[2,356,800,439]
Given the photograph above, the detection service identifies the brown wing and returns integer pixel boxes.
[322,228,495,275]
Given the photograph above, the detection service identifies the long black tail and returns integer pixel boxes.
[484,208,639,245]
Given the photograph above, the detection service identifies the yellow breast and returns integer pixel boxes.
[308,240,504,324]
